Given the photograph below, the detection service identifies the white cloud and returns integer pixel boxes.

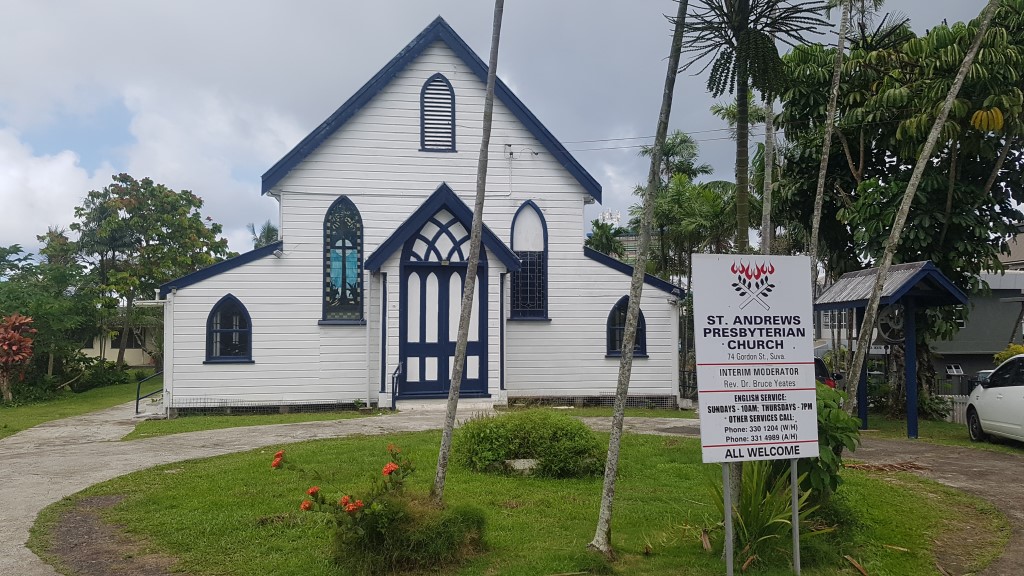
[0,129,110,251]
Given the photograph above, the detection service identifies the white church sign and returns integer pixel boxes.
[691,254,819,463]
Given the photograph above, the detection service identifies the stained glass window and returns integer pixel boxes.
[324,196,363,321]
[510,201,547,318]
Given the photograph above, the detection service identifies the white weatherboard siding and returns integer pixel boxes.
[167,255,366,407]
[506,256,679,398]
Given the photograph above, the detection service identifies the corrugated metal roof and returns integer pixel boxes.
[814,261,967,310]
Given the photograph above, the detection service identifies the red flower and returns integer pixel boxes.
[300,500,313,511]
[271,457,282,469]
[340,495,350,506]
[307,486,320,497]
[382,462,399,476]
[345,500,364,513]
[274,450,284,459]
[355,500,363,507]
[386,443,400,454]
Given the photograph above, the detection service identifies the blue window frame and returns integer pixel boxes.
[607,296,647,358]
[421,73,456,152]
[510,200,548,319]
[323,196,364,322]
[206,294,253,363]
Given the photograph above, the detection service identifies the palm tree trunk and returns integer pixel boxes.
[761,98,775,256]
[809,1,850,286]
[735,55,750,252]
[588,0,688,556]
[431,0,504,504]
[846,0,1000,415]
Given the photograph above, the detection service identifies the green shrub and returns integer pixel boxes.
[72,359,129,393]
[782,383,860,504]
[994,343,1024,366]
[453,410,605,478]
[132,369,149,382]
[714,460,829,569]
[287,445,485,575]
[332,495,485,575]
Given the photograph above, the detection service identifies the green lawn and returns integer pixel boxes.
[0,377,162,441]
[30,432,1007,575]
[123,410,376,440]
[862,412,1024,456]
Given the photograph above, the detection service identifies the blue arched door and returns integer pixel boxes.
[399,209,488,398]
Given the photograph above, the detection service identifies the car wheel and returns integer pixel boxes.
[967,409,987,442]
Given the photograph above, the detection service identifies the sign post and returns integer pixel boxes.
[691,254,818,574]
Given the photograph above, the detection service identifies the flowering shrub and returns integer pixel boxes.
[272,443,484,575]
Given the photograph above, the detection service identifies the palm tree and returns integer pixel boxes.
[682,0,829,251]
[637,131,713,276]
[589,0,689,556]
[432,0,504,504]
[585,220,626,258]
[246,220,279,249]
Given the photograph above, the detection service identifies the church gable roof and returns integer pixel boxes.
[261,16,602,202]
[365,183,520,272]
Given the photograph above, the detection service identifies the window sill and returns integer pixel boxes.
[507,316,551,322]
[605,353,649,359]
[419,148,458,153]
[204,358,255,365]
[318,319,367,326]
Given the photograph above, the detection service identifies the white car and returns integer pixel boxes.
[967,355,1024,443]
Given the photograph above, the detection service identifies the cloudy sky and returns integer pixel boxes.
[0,1,983,255]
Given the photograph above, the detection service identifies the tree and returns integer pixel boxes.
[808,0,886,285]
[638,131,713,276]
[682,0,828,250]
[589,0,689,557]
[846,0,1003,415]
[0,313,36,403]
[72,174,231,367]
[247,220,279,249]
[432,0,504,505]
[585,220,626,258]
[0,231,97,381]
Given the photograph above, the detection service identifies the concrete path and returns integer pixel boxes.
[1,405,1019,576]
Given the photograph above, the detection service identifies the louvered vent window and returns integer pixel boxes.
[421,73,456,152]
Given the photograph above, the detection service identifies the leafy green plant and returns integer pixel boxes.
[453,409,605,478]
[72,358,129,392]
[285,444,485,575]
[993,343,1024,366]
[714,459,829,568]
[774,383,860,504]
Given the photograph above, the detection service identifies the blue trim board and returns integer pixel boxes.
[366,183,520,272]
[260,16,602,202]
[160,241,283,298]
[583,247,683,297]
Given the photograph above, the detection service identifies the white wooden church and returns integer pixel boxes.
[158,17,683,410]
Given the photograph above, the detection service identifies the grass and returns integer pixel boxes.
[0,377,162,441]
[863,412,1024,456]
[123,410,377,440]
[505,406,698,419]
[30,432,1007,576]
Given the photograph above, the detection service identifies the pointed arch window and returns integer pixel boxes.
[206,294,253,363]
[607,296,647,358]
[323,196,364,322]
[421,73,456,152]
[510,200,548,319]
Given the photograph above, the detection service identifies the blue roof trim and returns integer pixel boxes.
[260,16,602,202]
[583,247,684,297]
[159,241,283,298]
[365,183,520,272]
